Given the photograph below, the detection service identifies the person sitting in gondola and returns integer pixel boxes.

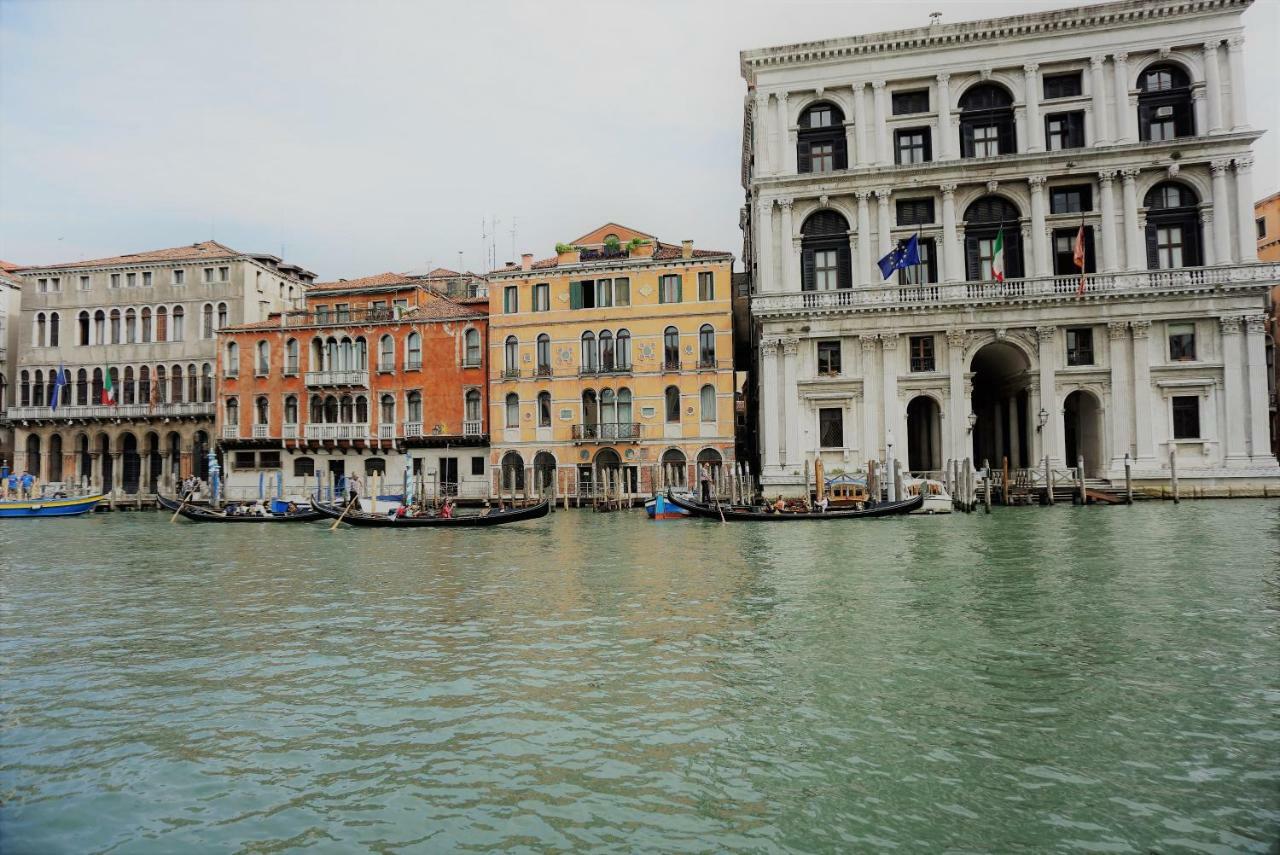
[772,495,786,513]
[816,495,829,513]
[286,501,298,514]
[440,499,454,519]
[395,504,408,519]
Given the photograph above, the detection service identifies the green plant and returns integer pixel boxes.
[555,242,578,254]
[603,235,622,252]
[626,237,650,251]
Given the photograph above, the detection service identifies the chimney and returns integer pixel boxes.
[521,253,533,271]
[681,239,694,259]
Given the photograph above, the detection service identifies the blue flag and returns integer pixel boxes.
[877,234,922,280]
[50,366,68,411]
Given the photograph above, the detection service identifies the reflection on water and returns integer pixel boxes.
[1,503,1278,852]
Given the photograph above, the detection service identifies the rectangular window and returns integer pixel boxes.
[817,340,841,375]
[259,451,281,469]
[142,271,152,287]
[896,199,935,226]
[49,277,60,291]
[203,267,214,283]
[1257,217,1266,240]
[172,269,184,285]
[503,286,518,314]
[1050,185,1092,214]
[218,266,229,282]
[978,237,998,280]
[335,303,350,323]
[1148,105,1177,141]
[1053,227,1095,275]
[471,456,485,476]
[818,408,844,448]
[1156,225,1184,269]
[1065,327,1094,366]
[614,277,630,306]
[37,278,47,292]
[973,125,1000,158]
[126,272,136,287]
[110,273,120,288]
[370,300,388,320]
[898,238,937,285]
[1168,322,1196,361]
[79,275,90,291]
[909,335,935,372]
[813,250,838,291]
[810,142,834,173]
[1171,395,1200,439]
[895,128,931,165]
[891,89,929,115]
[569,280,596,310]
[1042,72,1083,100]
[659,274,682,304]
[234,452,256,469]
[533,283,549,312]
[1045,111,1085,151]
[698,271,714,301]
[595,279,613,308]
[314,306,330,324]
[393,299,408,316]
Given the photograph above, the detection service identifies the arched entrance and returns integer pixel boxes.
[660,448,687,489]
[48,434,63,482]
[24,434,41,480]
[970,341,1032,469]
[906,396,942,473]
[145,432,162,494]
[121,433,141,494]
[593,448,622,496]
[532,452,556,494]
[500,451,525,493]
[76,434,91,486]
[1063,390,1104,477]
[97,434,113,493]
[193,431,210,480]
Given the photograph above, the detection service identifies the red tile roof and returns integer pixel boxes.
[0,260,21,272]
[20,240,244,271]
[494,241,731,273]
[308,272,415,292]
[221,292,486,332]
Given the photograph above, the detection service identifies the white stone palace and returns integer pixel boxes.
[740,0,1279,493]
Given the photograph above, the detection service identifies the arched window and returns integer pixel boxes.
[255,395,269,425]
[661,448,688,487]
[201,363,213,401]
[110,309,122,344]
[699,325,716,367]
[663,327,680,369]
[355,395,368,424]
[201,304,213,339]
[170,365,183,403]
[801,210,851,291]
[140,307,152,343]
[278,395,294,425]
[380,393,394,423]
[581,332,597,372]
[93,310,105,344]
[19,370,29,406]
[34,312,45,348]
[406,332,421,369]
[78,310,90,346]
[225,396,239,429]
[537,390,552,427]
[49,312,59,347]
[505,335,519,373]
[225,342,239,377]
[125,308,136,343]
[187,363,197,402]
[1144,182,1202,269]
[217,302,228,329]
[581,390,598,429]
[155,306,167,341]
[379,335,394,371]
[339,337,353,371]
[798,101,847,174]
[324,395,339,423]
[700,384,717,423]
[285,339,299,374]
[171,306,183,341]
[336,394,352,423]
[599,331,614,371]
[77,368,89,406]
[309,396,323,423]
[108,368,119,407]
[407,391,423,423]
[293,456,314,477]
[465,389,481,423]
[600,388,616,426]
[325,337,338,371]
[505,392,520,428]
[123,366,135,405]
[1138,64,1193,141]
[617,388,633,431]
[354,337,367,369]
[256,341,269,375]
[151,367,162,403]
[536,333,551,374]
[616,330,631,370]
[464,328,481,366]
[964,196,1024,281]
[959,84,1015,158]
[665,386,681,422]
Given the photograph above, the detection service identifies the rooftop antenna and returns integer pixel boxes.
[929,11,942,25]
[510,216,518,262]
[458,250,463,272]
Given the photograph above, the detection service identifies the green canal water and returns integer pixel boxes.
[1,502,1278,853]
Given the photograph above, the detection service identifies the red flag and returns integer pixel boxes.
[1073,224,1087,297]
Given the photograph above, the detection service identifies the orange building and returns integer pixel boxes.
[1256,192,1280,456]
[216,270,490,500]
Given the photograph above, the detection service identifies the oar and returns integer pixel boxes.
[169,491,194,524]
[715,495,726,524]
[329,496,356,531]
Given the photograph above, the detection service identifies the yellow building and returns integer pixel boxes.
[487,224,735,501]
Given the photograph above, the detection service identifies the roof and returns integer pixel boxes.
[221,291,486,332]
[308,272,416,292]
[494,240,732,274]
[569,223,657,246]
[20,240,244,271]
[0,260,21,272]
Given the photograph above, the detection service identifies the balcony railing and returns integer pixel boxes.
[283,423,298,439]
[252,424,270,438]
[305,370,368,387]
[662,359,680,372]
[572,422,641,442]
[223,425,240,439]
[7,402,215,421]
[501,367,521,379]
[752,263,1280,317]
[404,421,424,438]
[579,360,633,376]
[377,423,394,439]
[304,423,370,440]
[463,420,483,436]
[534,364,553,378]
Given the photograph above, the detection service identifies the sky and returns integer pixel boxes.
[1,0,1277,279]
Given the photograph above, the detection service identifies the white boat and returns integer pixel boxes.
[902,478,952,514]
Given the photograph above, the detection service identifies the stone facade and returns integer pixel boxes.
[741,0,1279,493]
[0,263,22,467]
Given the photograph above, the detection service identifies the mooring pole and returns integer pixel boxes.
[1077,455,1086,505]
[1170,448,1179,504]
[1124,453,1133,505]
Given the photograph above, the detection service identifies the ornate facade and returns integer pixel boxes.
[741,0,1278,493]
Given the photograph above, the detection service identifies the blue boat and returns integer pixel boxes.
[645,493,690,520]
[0,494,105,518]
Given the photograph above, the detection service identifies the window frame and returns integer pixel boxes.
[1065,327,1095,366]
[817,340,841,376]
[1168,322,1196,362]
[818,407,844,449]
[909,335,936,373]
[1171,395,1201,439]
[894,127,932,165]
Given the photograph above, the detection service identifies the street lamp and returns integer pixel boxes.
[1037,408,1049,432]
[967,412,978,433]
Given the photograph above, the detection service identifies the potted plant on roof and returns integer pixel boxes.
[555,242,581,264]
[626,237,654,259]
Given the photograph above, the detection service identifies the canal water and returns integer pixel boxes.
[1,502,1277,853]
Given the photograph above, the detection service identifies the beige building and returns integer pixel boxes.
[0,261,22,468]
[9,241,314,497]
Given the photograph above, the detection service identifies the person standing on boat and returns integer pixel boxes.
[347,472,362,506]
[20,471,35,499]
[698,463,712,503]
[1,470,12,499]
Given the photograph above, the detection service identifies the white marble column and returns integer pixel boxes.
[1090,56,1111,145]
[880,334,899,454]
[941,183,961,282]
[1131,320,1155,463]
[756,199,775,292]
[854,82,871,168]
[775,92,791,175]
[1098,171,1120,273]
[856,191,873,286]
[1210,159,1233,264]
[1028,176,1050,276]
[861,336,880,459]
[1227,36,1249,130]
[1007,393,1022,466]
[1199,208,1216,267]
[844,119,858,169]
[1112,53,1133,143]
[753,93,773,175]
[1220,317,1247,461]
[1244,314,1271,460]
[1108,322,1130,467]
[1014,107,1027,154]
[1024,64,1043,152]
[872,81,889,166]
[947,330,968,461]
[1202,40,1225,134]
[761,339,781,472]
[1235,156,1256,263]
[782,337,800,467]
[875,188,893,258]
[1121,168,1144,271]
[847,230,859,288]
[936,74,953,160]
[1192,89,1208,140]
[1037,326,1061,465]
[778,198,797,290]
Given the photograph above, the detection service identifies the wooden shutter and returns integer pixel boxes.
[922,129,933,162]
[837,243,852,289]
[1137,103,1152,142]
[998,118,1016,155]
[657,278,666,304]
[965,235,982,280]
[569,280,582,309]
[797,140,811,174]
[676,276,683,302]
[1182,213,1202,267]
[833,135,848,170]
[801,249,816,291]
[960,122,975,158]
[923,238,938,282]
[1144,223,1160,269]
[1005,230,1024,278]
[1084,226,1097,273]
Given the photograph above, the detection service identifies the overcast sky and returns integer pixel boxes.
[2,0,1276,279]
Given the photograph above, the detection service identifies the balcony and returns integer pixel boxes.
[696,357,720,371]
[752,263,1280,318]
[305,370,368,388]
[579,360,633,377]
[223,425,240,439]
[304,423,370,441]
[534,364,553,378]
[661,359,681,372]
[572,422,642,442]
[377,423,394,440]
[283,423,299,439]
[7,402,215,422]
[404,421,424,438]
[500,367,521,379]
[463,420,483,436]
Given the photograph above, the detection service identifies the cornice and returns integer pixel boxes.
[487,253,734,282]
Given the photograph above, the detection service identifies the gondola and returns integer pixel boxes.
[157,494,325,523]
[665,491,922,521]
[310,498,551,528]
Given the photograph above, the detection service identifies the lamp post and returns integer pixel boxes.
[967,412,978,433]
[1036,408,1049,432]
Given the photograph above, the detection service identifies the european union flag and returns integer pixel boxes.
[49,366,68,412]
[877,234,921,280]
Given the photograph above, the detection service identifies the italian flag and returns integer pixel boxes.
[991,228,1006,282]
[101,367,116,405]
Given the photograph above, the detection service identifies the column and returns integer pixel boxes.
[853,82,871,168]
[1037,326,1061,465]
[856,191,873,286]
[1024,64,1043,152]
[111,452,124,495]
[1202,40,1224,133]
[756,199,776,291]
[936,74,953,160]
[1227,36,1248,130]
[872,81,889,166]
[1121,168,1144,271]
[847,230,860,288]
[1199,208,1216,267]
[1098,171,1120,273]
[1220,317,1247,461]
[90,451,102,492]
[1108,322,1130,467]
[1089,56,1111,145]
[1131,320,1154,463]
[1014,107,1026,155]
[1210,159,1232,264]
[761,339,781,472]
[1112,53,1133,143]
[782,337,801,467]
[941,184,961,282]
[947,330,968,461]
[1235,156,1256,263]
[775,92,790,175]
[844,119,858,170]
[1007,394,1022,466]
[1192,89,1208,140]
[880,334,899,457]
[1027,382,1042,465]
[1244,314,1271,460]
[753,92,772,175]
[876,188,893,257]
[1028,176,1050,276]
[861,336,880,458]
[778,198,797,291]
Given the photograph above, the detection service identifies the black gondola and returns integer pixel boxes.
[310,498,551,528]
[665,492,922,520]
[157,494,326,523]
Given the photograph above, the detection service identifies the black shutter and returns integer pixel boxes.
[922,129,933,162]
[924,238,938,282]
[1182,213,1202,267]
[965,235,981,280]
[998,117,1016,155]
[1137,103,1152,142]
[1070,112,1085,148]
[1144,223,1159,270]
[797,140,811,174]
[1084,226,1097,273]
[837,243,852,289]
[833,135,848,170]
[960,122,975,158]
[1175,100,1194,138]
[801,248,816,291]
[1005,230,1024,279]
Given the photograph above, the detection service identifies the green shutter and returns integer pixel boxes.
[676,275,683,303]
[569,281,582,309]
[658,277,666,304]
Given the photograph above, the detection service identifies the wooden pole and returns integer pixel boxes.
[1170,448,1179,503]
[982,458,991,513]
[1002,455,1010,506]
[1076,455,1086,505]
[1044,456,1054,506]
[893,458,903,503]
[169,491,194,523]
[1124,453,1133,504]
